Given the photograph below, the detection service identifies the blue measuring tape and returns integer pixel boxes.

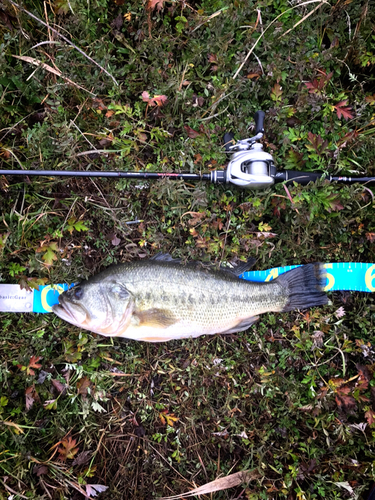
[0,263,374,314]
[242,262,375,293]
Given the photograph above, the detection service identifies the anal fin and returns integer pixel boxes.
[220,316,259,335]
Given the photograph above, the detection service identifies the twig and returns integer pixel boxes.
[0,480,29,499]
[29,40,61,50]
[43,1,51,42]
[69,120,97,150]
[199,90,236,118]
[252,52,264,74]
[233,0,329,79]
[2,148,25,169]
[191,7,228,33]
[75,149,121,156]
[362,186,374,200]
[67,0,74,15]
[198,106,229,121]
[280,1,327,38]
[178,64,188,92]
[220,211,231,262]
[0,108,44,140]
[12,54,95,95]
[7,0,118,86]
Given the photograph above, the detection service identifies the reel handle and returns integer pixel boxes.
[223,132,235,152]
[254,111,265,134]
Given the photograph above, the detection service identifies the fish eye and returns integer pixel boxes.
[73,287,84,300]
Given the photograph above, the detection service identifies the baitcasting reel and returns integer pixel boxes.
[223,111,276,189]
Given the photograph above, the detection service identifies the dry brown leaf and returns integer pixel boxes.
[147,0,165,11]
[25,385,39,411]
[58,437,79,461]
[141,91,168,107]
[77,376,91,397]
[12,55,93,94]
[159,469,260,499]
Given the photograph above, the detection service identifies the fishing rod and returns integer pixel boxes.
[1,111,374,189]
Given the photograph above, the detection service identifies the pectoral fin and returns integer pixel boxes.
[221,316,259,334]
[134,308,177,329]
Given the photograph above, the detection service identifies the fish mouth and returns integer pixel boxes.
[52,295,87,324]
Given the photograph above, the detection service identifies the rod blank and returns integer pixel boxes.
[0,170,212,181]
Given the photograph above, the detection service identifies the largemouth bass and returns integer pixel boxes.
[52,255,328,342]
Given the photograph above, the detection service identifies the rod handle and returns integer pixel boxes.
[254,111,265,134]
[275,170,325,185]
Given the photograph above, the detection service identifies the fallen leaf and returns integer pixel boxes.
[141,91,168,107]
[25,385,39,411]
[365,409,375,426]
[334,100,354,120]
[147,0,165,11]
[19,277,48,292]
[58,437,79,461]
[270,82,282,102]
[111,235,121,246]
[366,232,375,243]
[306,132,328,155]
[29,355,43,370]
[85,484,109,498]
[335,386,356,408]
[304,71,333,94]
[18,355,43,376]
[77,376,91,397]
[51,379,66,395]
[33,465,48,476]
[152,94,168,107]
[184,125,201,138]
[159,469,260,499]
[334,482,354,495]
[43,399,57,410]
[246,72,261,79]
[36,241,59,268]
[327,195,344,212]
[212,429,229,438]
[72,450,92,467]
[159,410,179,427]
[334,307,345,319]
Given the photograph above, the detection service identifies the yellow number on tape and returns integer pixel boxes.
[41,285,65,313]
[365,264,375,292]
[265,269,279,282]
[324,263,335,291]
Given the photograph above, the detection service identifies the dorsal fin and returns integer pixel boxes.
[149,253,256,277]
[220,258,256,277]
[149,253,181,264]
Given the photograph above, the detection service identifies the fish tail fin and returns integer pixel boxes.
[276,263,328,312]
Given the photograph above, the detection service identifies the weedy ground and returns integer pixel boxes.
[0,0,375,498]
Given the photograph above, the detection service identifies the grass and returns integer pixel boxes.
[1,0,375,498]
